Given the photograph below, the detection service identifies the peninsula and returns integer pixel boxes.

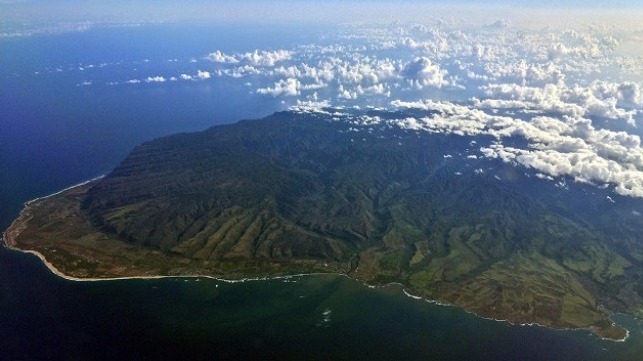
[5,110,642,340]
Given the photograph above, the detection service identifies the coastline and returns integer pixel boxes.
[1,242,632,343]
[1,180,633,344]
[402,286,631,343]
[24,175,105,207]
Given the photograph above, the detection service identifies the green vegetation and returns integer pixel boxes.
[5,110,642,340]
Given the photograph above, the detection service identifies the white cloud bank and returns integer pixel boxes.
[206,49,292,67]
[257,78,301,97]
[401,57,448,89]
[383,100,643,198]
[145,76,166,83]
[55,17,643,198]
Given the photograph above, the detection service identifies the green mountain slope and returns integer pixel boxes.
[6,110,642,339]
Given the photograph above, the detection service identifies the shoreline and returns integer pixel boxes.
[402,287,632,343]
[1,181,634,344]
[24,175,105,207]
[1,242,632,343]
[2,175,105,250]
[1,240,338,284]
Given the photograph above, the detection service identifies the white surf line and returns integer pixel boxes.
[25,175,105,206]
[2,242,632,343]
[2,175,106,248]
[398,286,631,343]
[1,243,337,284]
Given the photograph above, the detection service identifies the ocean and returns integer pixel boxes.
[1,246,642,360]
[1,24,642,360]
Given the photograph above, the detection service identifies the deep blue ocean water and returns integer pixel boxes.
[1,24,642,360]
[1,23,320,228]
[1,246,642,361]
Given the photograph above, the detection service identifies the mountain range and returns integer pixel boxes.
[5,110,642,339]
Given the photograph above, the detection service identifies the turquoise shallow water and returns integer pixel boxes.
[1,245,642,361]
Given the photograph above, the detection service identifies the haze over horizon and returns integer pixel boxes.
[3,0,643,26]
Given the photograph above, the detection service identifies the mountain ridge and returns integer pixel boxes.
[5,110,642,340]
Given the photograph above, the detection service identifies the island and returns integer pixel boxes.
[4,109,643,340]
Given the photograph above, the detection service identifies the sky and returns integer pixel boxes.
[2,0,643,27]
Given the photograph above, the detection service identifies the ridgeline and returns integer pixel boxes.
[5,110,643,340]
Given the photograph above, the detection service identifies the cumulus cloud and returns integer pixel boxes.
[289,99,333,114]
[145,76,166,83]
[75,19,643,198]
[217,65,261,78]
[240,50,293,66]
[196,70,211,80]
[485,19,511,28]
[206,49,292,67]
[589,80,643,107]
[256,78,300,97]
[386,99,643,197]
[481,143,643,197]
[479,80,640,125]
[177,71,211,81]
[484,61,565,87]
[121,20,636,116]
[206,50,239,63]
[401,57,447,89]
